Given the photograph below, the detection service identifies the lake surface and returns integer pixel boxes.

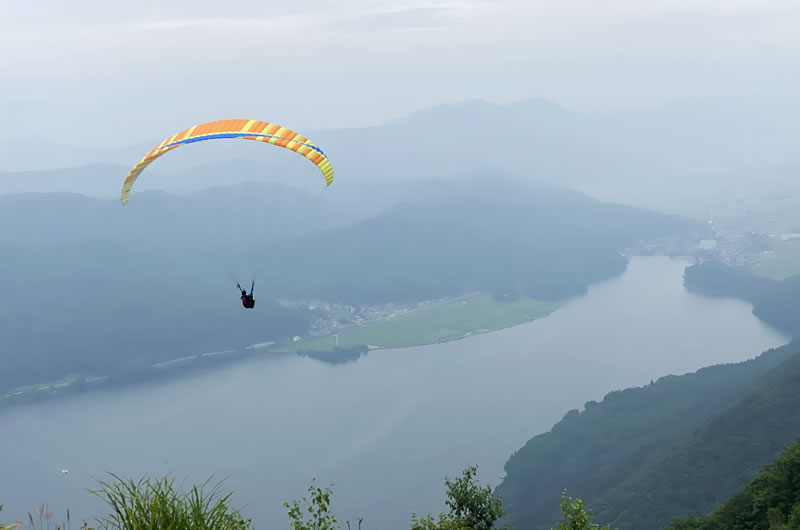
[0,256,789,528]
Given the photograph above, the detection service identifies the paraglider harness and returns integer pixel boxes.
[237,281,255,309]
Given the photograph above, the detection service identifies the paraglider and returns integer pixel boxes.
[118,119,336,310]
[237,281,255,309]
[120,119,334,205]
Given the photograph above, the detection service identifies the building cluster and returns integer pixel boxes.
[305,296,463,337]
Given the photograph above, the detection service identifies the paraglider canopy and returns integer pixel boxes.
[120,119,334,205]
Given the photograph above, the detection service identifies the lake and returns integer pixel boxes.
[0,256,789,528]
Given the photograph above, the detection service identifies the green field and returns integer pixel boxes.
[279,296,560,352]
[752,239,800,280]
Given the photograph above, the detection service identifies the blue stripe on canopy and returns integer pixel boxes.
[162,132,325,155]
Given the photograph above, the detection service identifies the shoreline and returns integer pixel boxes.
[0,297,562,411]
[6,255,705,410]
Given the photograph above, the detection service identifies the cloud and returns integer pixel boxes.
[2,0,800,156]
[120,14,319,34]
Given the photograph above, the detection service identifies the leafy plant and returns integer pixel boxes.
[554,492,614,530]
[410,465,509,530]
[284,479,340,530]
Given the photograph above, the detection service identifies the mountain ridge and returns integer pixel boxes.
[5,96,800,216]
[496,340,800,530]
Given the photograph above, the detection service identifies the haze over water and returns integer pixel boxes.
[0,256,787,528]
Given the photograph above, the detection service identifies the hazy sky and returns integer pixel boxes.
[2,0,800,147]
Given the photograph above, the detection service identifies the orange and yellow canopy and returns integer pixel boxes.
[121,119,334,205]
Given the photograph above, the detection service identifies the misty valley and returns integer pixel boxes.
[5,5,800,527]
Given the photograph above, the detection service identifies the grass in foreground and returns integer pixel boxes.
[281,296,559,352]
[3,468,614,529]
[91,474,252,529]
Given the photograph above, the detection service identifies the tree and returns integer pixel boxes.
[554,492,614,530]
[410,465,510,530]
[665,438,800,529]
[285,479,340,530]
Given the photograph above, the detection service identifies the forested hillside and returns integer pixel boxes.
[666,437,800,529]
[496,341,800,529]
[0,178,702,394]
[684,260,800,337]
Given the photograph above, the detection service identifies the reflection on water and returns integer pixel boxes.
[0,257,788,527]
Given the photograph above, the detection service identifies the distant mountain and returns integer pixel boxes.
[4,97,800,215]
[256,177,707,304]
[0,181,385,246]
[308,97,800,214]
[0,164,134,199]
[0,160,343,202]
[0,178,704,394]
[495,341,800,530]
